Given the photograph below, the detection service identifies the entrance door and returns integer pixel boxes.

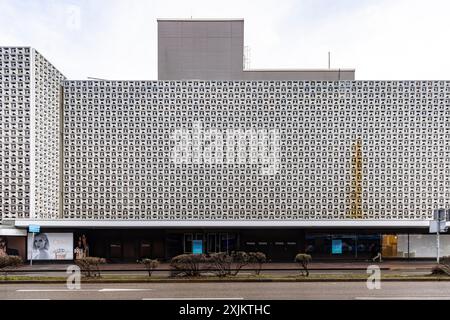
[140,240,152,259]
[109,241,122,260]
[123,240,136,261]
[356,234,381,259]
[219,233,237,253]
[183,233,237,254]
[381,235,398,257]
[207,233,217,254]
[305,234,357,259]
[331,234,356,258]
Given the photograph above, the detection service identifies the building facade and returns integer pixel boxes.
[0,47,65,221]
[62,80,449,221]
[0,20,449,262]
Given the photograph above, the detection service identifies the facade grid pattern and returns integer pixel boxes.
[62,80,450,220]
[0,47,65,221]
[0,47,32,220]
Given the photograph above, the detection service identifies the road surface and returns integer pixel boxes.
[1,282,450,300]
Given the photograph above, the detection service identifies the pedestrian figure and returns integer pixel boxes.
[82,234,89,257]
[370,243,382,262]
[74,239,85,260]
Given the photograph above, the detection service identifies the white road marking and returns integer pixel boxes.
[143,297,244,300]
[98,288,153,292]
[355,296,450,300]
[6,299,51,300]
[17,288,153,293]
[17,289,98,292]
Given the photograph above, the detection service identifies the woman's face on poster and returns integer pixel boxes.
[34,235,47,250]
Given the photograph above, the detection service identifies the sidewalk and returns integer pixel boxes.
[14,260,437,272]
[2,260,440,283]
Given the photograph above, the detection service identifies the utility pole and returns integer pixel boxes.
[432,209,448,264]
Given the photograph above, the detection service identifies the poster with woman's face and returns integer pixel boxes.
[27,233,74,260]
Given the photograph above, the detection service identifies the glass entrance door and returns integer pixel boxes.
[182,232,238,254]
[140,240,151,259]
[207,233,218,253]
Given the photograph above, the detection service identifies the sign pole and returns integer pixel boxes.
[30,232,35,266]
[28,224,40,266]
[430,209,448,264]
[437,225,440,264]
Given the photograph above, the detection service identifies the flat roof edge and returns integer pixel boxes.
[0,46,33,49]
[158,18,244,22]
[11,219,434,229]
[244,69,355,73]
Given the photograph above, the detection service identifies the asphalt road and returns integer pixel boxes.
[2,282,450,300]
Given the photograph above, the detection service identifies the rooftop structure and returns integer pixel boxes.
[158,19,354,80]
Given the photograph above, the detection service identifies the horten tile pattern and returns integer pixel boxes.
[0,47,65,221]
[32,49,65,219]
[62,80,450,220]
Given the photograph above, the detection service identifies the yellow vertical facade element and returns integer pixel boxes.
[348,138,363,219]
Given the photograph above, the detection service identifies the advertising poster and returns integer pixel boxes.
[192,240,203,254]
[332,239,342,254]
[27,233,74,260]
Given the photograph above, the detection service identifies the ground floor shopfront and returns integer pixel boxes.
[1,225,448,262]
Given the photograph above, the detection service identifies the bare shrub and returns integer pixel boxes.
[295,253,312,276]
[248,252,266,275]
[170,254,207,277]
[0,256,23,279]
[432,256,450,276]
[206,251,250,277]
[140,259,159,277]
[75,257,106,277]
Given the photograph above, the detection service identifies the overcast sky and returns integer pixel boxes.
[1,0,450,80]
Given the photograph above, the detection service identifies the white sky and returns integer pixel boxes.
[1,0,450,80]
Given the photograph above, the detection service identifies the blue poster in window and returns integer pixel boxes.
[332,239,342,254]
[192,240,203,255]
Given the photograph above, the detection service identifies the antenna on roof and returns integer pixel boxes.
[328,51,331,69]
[87,77,108,81]
[244,46,251,70]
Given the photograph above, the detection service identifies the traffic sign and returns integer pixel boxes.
[429,220,447,233]
[28,225,40,233]
[434,209,450,221]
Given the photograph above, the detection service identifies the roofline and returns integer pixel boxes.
[32,48,67,79]
[11,219,435,229]
[157,18,244,22]
[0,46,32,49]
[62,79,450,82]
[244,69,355,73]
[0,47,66,78]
